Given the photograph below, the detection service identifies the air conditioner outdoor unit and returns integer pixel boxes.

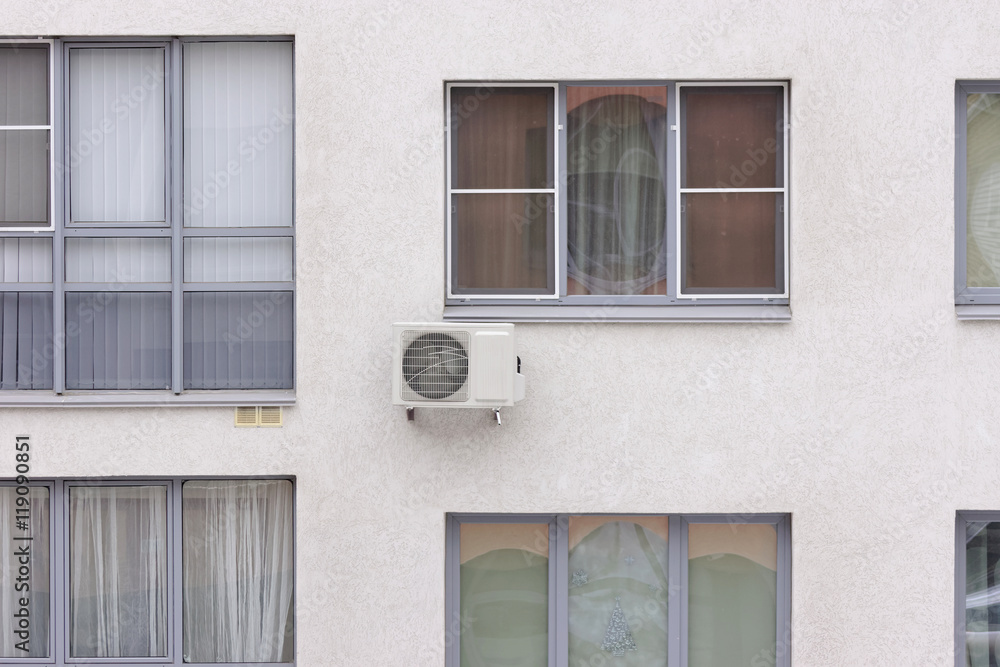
[392,322,525,421]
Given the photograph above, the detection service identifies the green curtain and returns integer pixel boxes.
[688,555,777,667]
[460,549,548,667]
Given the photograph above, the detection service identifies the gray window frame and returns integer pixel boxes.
[954,82,1000,318]
[0,476,296,667]
[0,36,296,405]
[443,81,792,324]
[445,512,792,667]
[0,39,56,232]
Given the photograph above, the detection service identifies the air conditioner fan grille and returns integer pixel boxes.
[401,330,470,401]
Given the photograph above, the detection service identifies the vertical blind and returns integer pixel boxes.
[0,130,48,224]
[0,237,52,282]
[183,41,294,228]
[0,45,48,125]
[2,40,295,395]
[0,45,49,225]
[184,237,292,282]
[65,237,170,283]
[0,292,53,389]
[183,292,293,389]
[65,292,171,390]
[69,47,166,223]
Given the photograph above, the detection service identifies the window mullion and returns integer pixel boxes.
[54,480,66,667]
[553,515,567,667]
[171,479,183,666]
[557,85,567,299]
[53,42,66,394]
[675,516,689,667]
[170,39,183,394]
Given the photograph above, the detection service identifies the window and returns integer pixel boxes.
[446,513,791,667]
[955,82,1000,317]
[0,478,295,665]
[444,82,789,322]
[0,38,294,403]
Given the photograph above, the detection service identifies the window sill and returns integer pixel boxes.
[443,304,791,323]
[0,390,295,407]
[956,305,1000,320]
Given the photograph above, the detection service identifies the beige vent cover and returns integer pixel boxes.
[234,406,283,427]
[259,406,283,427]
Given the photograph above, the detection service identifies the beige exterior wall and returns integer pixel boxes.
[0,0,997,663]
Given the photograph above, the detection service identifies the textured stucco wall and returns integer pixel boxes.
[1,0,998,664]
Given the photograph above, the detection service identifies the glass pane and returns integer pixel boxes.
[0,129,48,225]
[568,516,669,665]
[965,521,1000,666]
[183,480,294,663]
[451,87,553,190]
[69,485,167,658]
[69,48,165,223]
[66,238,170,283]
[0,45,48,125]
[452,193,553,294]
[682,87,784,189]
[183,42,294,228]
[183,291,293,389]
[459,522,549,667]
[0,486,49,657]
[682,192,783,293]
[184,237,293,282]
[0,292,53,390]
[65,292,171,390]
[688,523,777,667]
[0,238,51,282]
[566,87,668,295]
[966,93,1000,287]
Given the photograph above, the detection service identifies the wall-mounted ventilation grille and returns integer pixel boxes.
[259,406,283,427]
[235,406,259,427]
[234,406,283,427]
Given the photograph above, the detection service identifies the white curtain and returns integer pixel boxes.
[183,479,294,663]
[0,486,49,657]
[69,47,166,223]
[69,485,168,657]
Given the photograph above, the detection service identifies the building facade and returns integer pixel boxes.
[0,0,998,665]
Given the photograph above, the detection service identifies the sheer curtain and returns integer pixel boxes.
[69,485,167,657]
[566,90,668,295]
[183,479,294,663]
[567,517,669,665]
[0,486,49,657]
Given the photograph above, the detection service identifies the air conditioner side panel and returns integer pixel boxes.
[471,330,514,405]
